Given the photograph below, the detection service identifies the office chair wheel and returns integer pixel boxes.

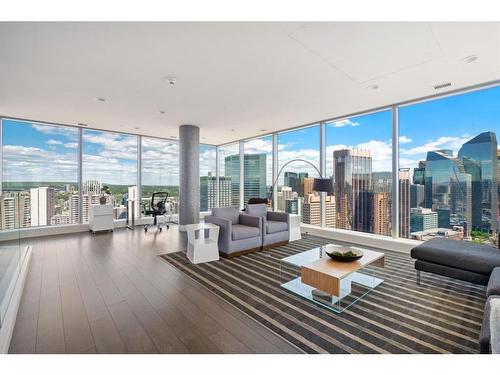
[144,226,148,232]
[166,225,170,229]
[159,227,162,232]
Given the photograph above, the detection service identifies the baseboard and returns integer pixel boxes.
[0,245,32,354]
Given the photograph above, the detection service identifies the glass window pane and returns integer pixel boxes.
[1,119,78,227]
[399,85,500,244]
[141,137,179,216]
[326,110,393,235]
[218,143,240,208]
[82,129,137,222]
[200,144,217,212]
[243,136,272,204]
[277,125,320,223]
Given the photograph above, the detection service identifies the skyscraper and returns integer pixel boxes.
[284,172,298,193]
[0,192,30,229]
[458,131,498,233]
[424,149,472,237]
[373,192,391,236]
[30,187,55,226]
[200,172,232,211]
[399,168,411,238]
[413,161,426,185]
[225,153,266,207]
[333,149,372,232]
[410,184,425,208]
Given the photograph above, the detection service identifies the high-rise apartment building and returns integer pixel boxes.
[333,149,372,232]
[127,186,140,218]
[285,199,299,214]
[0,192,30,229]
[277,186,293,211]
[301,193,336,228]
[458,131,498,232]
[303,177,314,196]
[200,172,232,211]
[373,192,391,236]
[399,168,411,238]
[83,180,102,195]
[30,187,55,227]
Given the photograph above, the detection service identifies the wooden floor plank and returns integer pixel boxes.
[9,226,301,354]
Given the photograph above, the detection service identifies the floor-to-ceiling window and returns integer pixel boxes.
[218,143,240,208]
[243,136,273,205]
[82,129,137,222]
[326,110,393,235]
[200,144,217,212]
[277,125,320,223]
[141,137,179,216]
[1,119,79,227]
[399,85,500,244]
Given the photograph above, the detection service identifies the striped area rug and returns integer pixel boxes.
[160,236,486,354]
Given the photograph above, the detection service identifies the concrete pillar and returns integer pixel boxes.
[179,125,200,231]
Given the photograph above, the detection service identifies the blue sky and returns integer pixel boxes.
[2,85,500,185]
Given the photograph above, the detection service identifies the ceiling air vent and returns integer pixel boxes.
[433,82,452,90]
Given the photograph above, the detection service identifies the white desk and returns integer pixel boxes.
[89,204,114,234]
[186,223,219,264]
[289,214,302,241]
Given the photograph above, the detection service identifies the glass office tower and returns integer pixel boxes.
[424,149,472,237]
[333,149,373,233]
[225,153,267,207]
[458,131,498,233]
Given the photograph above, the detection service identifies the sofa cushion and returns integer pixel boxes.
[410,238,500,275]
[212,207,240,224]
[246,203,267,217]
[487,267,500,298]
[491,298,500,354]
[267,220,288,234]
[232,224,260,241]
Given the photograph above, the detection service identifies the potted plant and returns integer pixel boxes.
[100,185,111,205]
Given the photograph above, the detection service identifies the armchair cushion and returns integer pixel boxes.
[212,207,240,224]
[232,224,260,241]
[246,203,267,217]
[239,213,261,228]
[267,211,289,223]
[266,220,288,234]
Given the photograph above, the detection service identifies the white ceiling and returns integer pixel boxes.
[0,22,499,145]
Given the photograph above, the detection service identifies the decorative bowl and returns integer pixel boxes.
[324,246,364,262]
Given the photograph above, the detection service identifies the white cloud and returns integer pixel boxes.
[328,119,360,128]
[399,136,413,144]
[46,139,62,145]
[64,142,78,149]
[401,135,472,157]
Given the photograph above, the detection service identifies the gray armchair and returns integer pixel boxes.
[204,207,263,258]
[245,204,289,248]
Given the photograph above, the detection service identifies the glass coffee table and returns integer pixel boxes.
[280,244,385,313]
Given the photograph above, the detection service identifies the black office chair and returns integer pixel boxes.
[144,192,169,232]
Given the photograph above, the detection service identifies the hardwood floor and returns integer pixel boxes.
[8,226,301,354]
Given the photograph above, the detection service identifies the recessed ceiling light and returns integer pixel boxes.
[134,127,140,130]
[96,97,106,102]
[230,129,235,132]
[159,110,166,115]
[367,84,379,90]
[462,55,479,64]
[259,129,267,132]
[433,82,452,90]
[77,123,88,127]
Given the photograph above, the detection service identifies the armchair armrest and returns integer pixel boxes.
[204,215,232,246]
[239,214,262,230]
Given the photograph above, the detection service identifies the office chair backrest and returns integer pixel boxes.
[151,192,168,215]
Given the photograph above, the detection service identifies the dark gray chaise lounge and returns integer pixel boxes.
[410,238,500,353]
[410,238,500,285]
